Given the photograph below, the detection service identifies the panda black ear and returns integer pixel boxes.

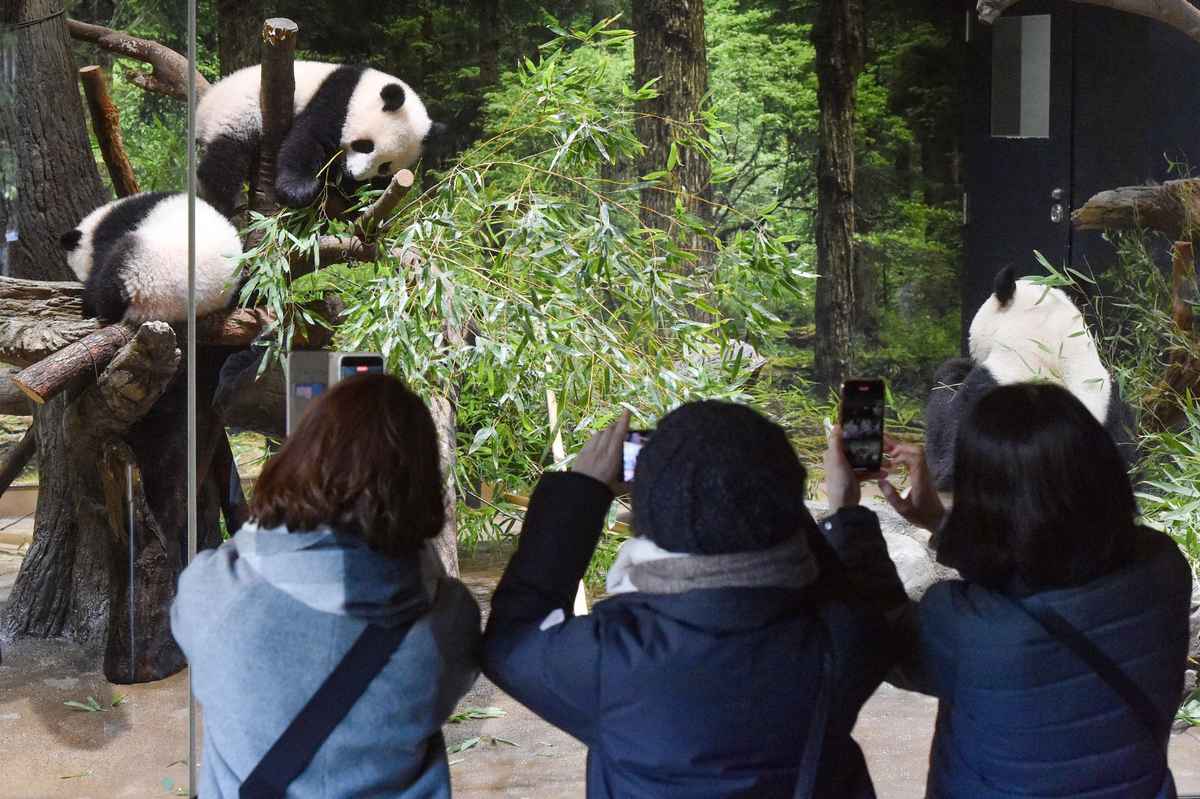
[993,265,1017,307]
[60,229,82,251]
[381,83,405,112]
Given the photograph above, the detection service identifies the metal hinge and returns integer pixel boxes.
[962,192,969,225]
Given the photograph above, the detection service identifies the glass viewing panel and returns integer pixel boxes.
[0,1,194,795]
[991,14,1052,139]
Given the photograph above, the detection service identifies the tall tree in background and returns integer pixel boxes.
[632,0,712,269]
[811,0,864,389]
[0,0,106,280]
[216,0,264,76]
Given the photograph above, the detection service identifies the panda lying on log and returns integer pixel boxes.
[196,61,444,218]
[925,266,1136,490]
[60,192,243,323]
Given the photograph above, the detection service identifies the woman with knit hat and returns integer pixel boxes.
[482,400,906,798]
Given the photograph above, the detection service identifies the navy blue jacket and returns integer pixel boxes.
[482,472,908,799]
[892,524,1190,799]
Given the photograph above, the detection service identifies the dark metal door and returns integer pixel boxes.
[964,0,1074,333]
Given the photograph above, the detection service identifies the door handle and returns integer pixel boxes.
[1050,187,1065,201]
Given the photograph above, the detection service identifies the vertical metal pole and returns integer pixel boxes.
[186,0,198,793]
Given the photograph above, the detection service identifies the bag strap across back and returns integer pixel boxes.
[239,620,415,799]
[1011,597,1175,798]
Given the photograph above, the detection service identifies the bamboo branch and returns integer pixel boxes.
[67,19,210,101]
[0,423,36,499]
[79,66,140,198]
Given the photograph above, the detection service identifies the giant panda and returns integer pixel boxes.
[925,266,1135,490]
[196,62,442,218]
[60,192,244,323]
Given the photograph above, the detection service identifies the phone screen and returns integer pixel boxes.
[623,430,652,482]
[339,355,385,381]
[840,380,885,472]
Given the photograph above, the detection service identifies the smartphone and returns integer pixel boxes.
[840,379,885,472]
[623,430,653,482]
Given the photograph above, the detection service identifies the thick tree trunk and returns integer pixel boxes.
[476,0,500,89]
[0,0,107,280]
[811,0,865,389]
[632,0,713,271]
[216,0,263,76]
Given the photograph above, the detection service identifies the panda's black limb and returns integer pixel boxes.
[198,133,258,219]
[82,237,135,323]
[275,124,339,209]
[925,358,997,491]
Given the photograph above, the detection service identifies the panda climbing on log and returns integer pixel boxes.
[196,61,444,218]
[60,192,243,324]
[925,266,1136,490]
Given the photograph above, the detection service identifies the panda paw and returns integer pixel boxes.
[274,172,322,209]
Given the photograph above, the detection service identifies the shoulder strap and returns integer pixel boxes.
[1013,598,1167,754]
[793,618,834,799]
[239,620,416,799]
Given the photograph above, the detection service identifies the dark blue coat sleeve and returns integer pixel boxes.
[481,472,614,745]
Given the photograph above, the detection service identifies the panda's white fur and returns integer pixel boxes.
[924,266,1132,489]
[967,277,1112,424]
[195,62,435,216]
[64,193,243,323]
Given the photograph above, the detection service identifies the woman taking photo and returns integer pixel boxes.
[825,382,1190,799]
[484,400,909,798]
[172,374,480,798]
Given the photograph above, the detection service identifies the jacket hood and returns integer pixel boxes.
[231,522,435,625]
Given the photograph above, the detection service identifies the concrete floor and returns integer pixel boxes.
[5,538,1200,798]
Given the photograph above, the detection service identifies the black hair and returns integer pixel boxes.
[936,382,1137,592]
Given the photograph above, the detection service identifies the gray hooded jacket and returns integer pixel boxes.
[171,523,480,798]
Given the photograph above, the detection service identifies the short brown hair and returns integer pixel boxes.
[249,374,445,558]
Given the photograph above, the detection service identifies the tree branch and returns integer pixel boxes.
[66,19,211,101]
[353,169,416,240]
[79,66,139,198]
[0,423,36,499]
[977,0,1200,45]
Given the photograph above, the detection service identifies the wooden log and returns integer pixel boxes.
[1172,241,1196,333]
[11,324,136,404]
[1071,179,1200,240]
[977,0,1200,45]
[250,18,298,217]
[66,19,210,101]
[354,169,416,241]
[1143,241,1200,431]
[0,275,85,318]
[79,66,140,198]
[0,368,31,415]
[0,423,36,498]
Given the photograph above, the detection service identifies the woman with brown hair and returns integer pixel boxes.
[172,374,480,799]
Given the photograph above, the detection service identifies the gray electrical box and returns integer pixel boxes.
[285,350,385,435]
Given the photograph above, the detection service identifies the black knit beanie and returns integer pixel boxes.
[631,400,811,555]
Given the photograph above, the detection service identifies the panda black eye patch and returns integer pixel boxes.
[350,139,375,154]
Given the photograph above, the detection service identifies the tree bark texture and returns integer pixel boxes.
[978,0,1200,45]
[632,0,713,269]
[249,18,297,220]
[216,0,264,76]
[0,0,107,281]
[811,0,865,390]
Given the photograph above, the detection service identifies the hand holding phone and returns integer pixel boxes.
[840,379,886,473]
